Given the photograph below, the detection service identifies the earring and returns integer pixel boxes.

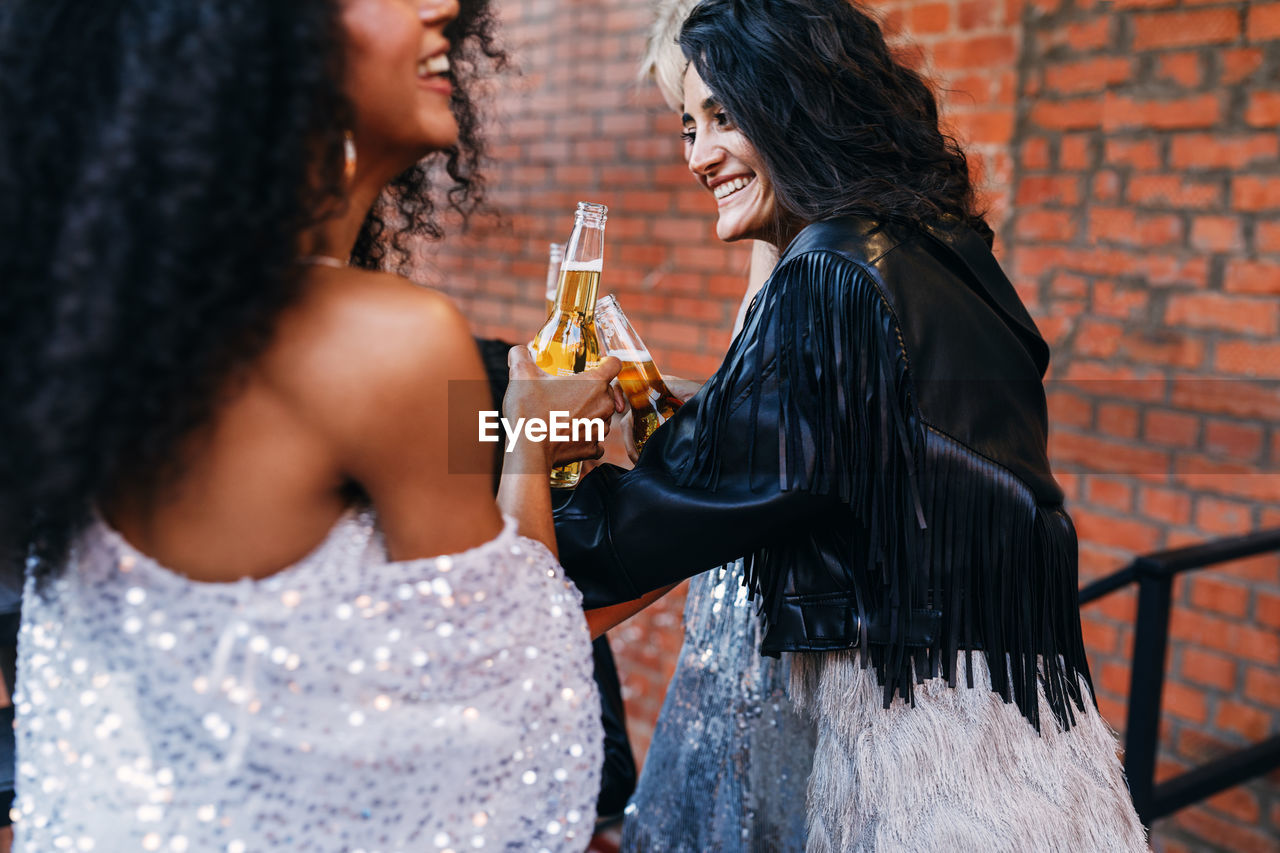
[342,131,357,184]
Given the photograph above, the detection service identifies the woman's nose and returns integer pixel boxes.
[687,134,723,177]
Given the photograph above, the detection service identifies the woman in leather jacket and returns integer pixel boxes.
[555,0,1148,849]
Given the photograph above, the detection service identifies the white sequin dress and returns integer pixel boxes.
[13,509,602,852]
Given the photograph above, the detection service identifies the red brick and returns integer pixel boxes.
[1120,333,1205,370]
[1091,170,1121,202]
[1049,271,1089,298]
[1225,259,1280,295]
[1247,3,1280,41]
[1243,666,1280,708]
[933,35,1018,70]
[1245,91,1280,127]
[1256,220,1280,253]
[1155,52,1202,88]
[1103,138,1160,170]
[1102,93,1222,131]
[1075,319,1124,358]
[1166,293,1277,337]
[1175,453,1280,503]
[1233,176,1280,211]
[1092,282,1147,319]
[1174,807,1280,853]
[1061,362,1168,402]
[1044,58,1134,95]
[1172,134,1280,170]
[1215,699,1273,741]
[1144,410,1200,448]
[1205,420,1266,462]
[1216,340,1280,379]
[1046,390,1094,428]
[1180,647,1237,690]
[1021,137,1051,170]
[1162,680,1210,724]
[1132,9,1240,50]
[1189,216,1243,252]
[1081,616,1121,656]
[1128,175,1222,208]
[958,0,1003,29]
[1205,787,1262,824]
[1016,175,1082,205]
[1089,208,1183,247]
[1064,18,1114,51]
[1140,486,1192,525]
[1085,476,1134,511]
[1028,98,1105,131]
[1059,134,1093,170]
[906,2,951,34]
[1258,591,1280,631]
[1222,47,1265,84]
[1170,608,1280,665]
[1171,377,1280,422]
[1098,660,1130,696]
[1097,402,1140,438]
[1071,507,1162,552]
[1176,728,1236,767]
[1188,573,1251,616]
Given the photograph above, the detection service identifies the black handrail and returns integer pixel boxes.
[1079,527,1280,826]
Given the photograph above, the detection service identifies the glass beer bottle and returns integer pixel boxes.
[529,202,608,489]
[544,242,565,318]
[594,294,683,454]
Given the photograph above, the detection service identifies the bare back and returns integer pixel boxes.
[104,268,503,581]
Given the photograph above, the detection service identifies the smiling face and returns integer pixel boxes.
[681,65,792,247]
[340,0,459,167]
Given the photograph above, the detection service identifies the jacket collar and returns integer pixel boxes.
[781,216,1051,378]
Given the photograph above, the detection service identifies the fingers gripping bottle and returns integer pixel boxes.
[529,202,608,489]
[594,294,682,454]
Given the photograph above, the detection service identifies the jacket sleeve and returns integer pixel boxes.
[553,249,922,610]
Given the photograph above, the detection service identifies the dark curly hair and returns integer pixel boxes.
[0,0,504,581]
[679,0,990,244]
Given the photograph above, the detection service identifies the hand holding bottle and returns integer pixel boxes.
[503,347,624,468]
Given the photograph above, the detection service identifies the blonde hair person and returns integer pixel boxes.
[598,3,818,850]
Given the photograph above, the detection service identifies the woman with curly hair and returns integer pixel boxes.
[556,0,1148,849]
[0,0,620,849]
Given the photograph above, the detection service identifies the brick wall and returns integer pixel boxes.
[419,1,1280,849]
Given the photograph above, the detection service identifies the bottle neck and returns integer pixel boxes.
[554,265,600,316]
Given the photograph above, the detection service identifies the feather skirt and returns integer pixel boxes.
[790,650,1149,852]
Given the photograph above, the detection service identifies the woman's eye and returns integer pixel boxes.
[714,112,730,127]
[680,129,696,143]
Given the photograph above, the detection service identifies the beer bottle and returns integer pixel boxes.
[594,294,683,453]
[544,242,565,318]
[529,202,608,489]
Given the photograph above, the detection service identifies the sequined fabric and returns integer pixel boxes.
[620,561,816,852]
[13,510,601,852]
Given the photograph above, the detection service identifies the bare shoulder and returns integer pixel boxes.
[264,268,487,431]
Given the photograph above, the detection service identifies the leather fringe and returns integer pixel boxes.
[676,251,1091,732]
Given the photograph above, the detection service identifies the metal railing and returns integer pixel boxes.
[1078,528,1280,826]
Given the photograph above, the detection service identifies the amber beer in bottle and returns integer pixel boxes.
[594,294,683,453]
[529,202,607,489]
[543,242,565,318]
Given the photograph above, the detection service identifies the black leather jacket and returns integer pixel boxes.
[554,217,1093,732]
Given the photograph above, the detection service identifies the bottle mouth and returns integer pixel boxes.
[575,201,608,223]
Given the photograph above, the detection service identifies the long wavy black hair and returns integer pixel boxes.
[0,0,504,580]
[679,0,990,245]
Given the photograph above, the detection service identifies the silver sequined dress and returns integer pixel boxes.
[13,510,602,852]
[620,561,817,852]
